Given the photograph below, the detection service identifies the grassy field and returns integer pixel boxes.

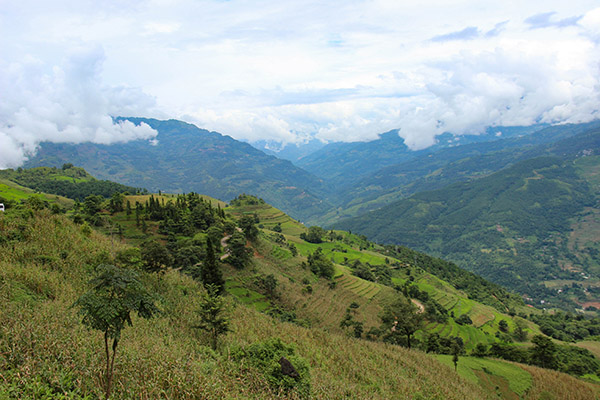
[0,179,74,207]
[436,355,532,398]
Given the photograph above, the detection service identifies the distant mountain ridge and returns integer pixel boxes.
[295,124,548,191]
[312,121,600,226]
[334,127,600,309]
[24,118,333,222]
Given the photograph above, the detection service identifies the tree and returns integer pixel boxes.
[257,274,278,299]
[193,284,230,350]
[141,240,172,276]
[83,194,104,217]
[108,192,125,214]
[424,333,441,353]
[73,265,159,400]
[201,238,224,293]
[471,343,488,357]
[514,318,528,342]
[530,334,558,369]
[498,319,509,333]
[380,298,423,349]
[288,243,298,257]
[307,247,335,279]
[238,215,259,241]
[226,231,251,269]
[452,343,460,372]
[300,226,325,244]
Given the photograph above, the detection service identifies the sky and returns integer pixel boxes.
[1,0,600,167]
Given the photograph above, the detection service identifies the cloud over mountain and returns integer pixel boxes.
[1,1,599,160]
[0,47,158,168]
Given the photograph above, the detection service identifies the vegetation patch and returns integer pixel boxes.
[436,355,532,397]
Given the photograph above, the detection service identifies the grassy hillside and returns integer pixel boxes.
[0,165,143,201]
[3,172,600,399]
[0,208,495,399]
[2,202,600,398]
[0,178,74,209]
[335,154,600,310]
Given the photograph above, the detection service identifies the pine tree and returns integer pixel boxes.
[202,238,224,293]
[193,284,230,350]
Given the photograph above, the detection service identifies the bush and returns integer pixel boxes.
[455,314,472,325]
[231,338,310,398]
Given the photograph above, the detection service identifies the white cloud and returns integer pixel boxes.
[1,1,600,161]
[0,47,158,168]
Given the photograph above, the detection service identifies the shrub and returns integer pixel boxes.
[231,338,310,398]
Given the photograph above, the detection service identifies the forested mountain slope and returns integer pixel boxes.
[296,125,548,191]
[335,151,600,310]
[24,118,332,222]
[314,121,600,226]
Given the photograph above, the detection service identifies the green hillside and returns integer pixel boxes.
[24,118,332,223]
[315,121,600,226]
[335,154,600,310]
[2,171,600,398]
[0,165,144,202]
[0,205,597,399]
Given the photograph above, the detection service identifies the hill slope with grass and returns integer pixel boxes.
[0,208,496,399]
[2,173,600,398]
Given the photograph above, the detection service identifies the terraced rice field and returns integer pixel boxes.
[336,274,381,300]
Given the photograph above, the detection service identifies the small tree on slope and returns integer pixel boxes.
[73,264,159,400]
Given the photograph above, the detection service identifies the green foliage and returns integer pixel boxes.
[530,335,558,370]
[455,314,473,326]
[226,231,252,269]
[307,247,335,279]
[73,264,159,340]
[140,240,172,276]
[0,166,143,201]
[498,319,509,333]
[380,297,423,349]
[231,337,311,398]
[201,238,224,293]
[192,285,230,350]
[255,274,278,299]
[72,264,159,399]
[238,215,259,241]
[529,311,600,342]
[300,226,325,244]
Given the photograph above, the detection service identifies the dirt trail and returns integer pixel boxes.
[411,299,425,314]
[220,234,231,260]
[219,228,242,260]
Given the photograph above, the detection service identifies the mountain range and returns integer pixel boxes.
[22,116,600,309]
[24,118,331,223]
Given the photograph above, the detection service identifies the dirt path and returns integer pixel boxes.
[220,234,232,260]
[411,299,425,314]
[219,228,242,260]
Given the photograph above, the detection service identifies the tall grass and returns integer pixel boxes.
[0,211,491,399]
